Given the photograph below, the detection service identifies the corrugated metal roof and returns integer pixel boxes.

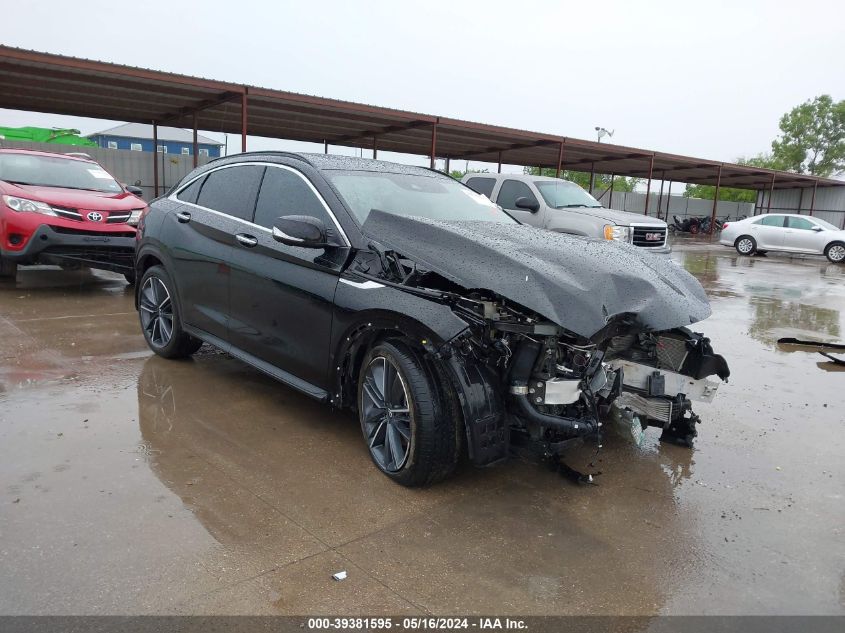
[0,45,840,191]
[88,123,222,146]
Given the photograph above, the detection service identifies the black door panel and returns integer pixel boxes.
[228,226,346,390]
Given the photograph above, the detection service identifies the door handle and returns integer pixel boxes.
[176,211,191,223]
[235,233,258,248]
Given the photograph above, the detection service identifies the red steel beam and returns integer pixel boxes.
[555,142,563,178]
[152,122,159,196]
[429,121,437,169]
[192,113,198,168]
[766,174,776,213]
[809,181,817,216]
[643,155,654,215]
[709,165,722,236]
[241,91,248,153]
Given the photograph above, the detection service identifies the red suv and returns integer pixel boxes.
[0,149,146,283]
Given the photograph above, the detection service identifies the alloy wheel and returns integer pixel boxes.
[361,356,412,472]
[737,238,753,254]
[139,276,174,348]
[828,245,845,262]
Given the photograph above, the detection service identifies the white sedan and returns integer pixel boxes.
[720,214,845,263]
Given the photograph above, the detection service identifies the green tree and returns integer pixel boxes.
[449,168,488,180]
[771,95,844,176]
[683,154,781,202]
[523,166,638,192]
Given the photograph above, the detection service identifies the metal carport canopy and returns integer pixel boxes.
[1,45,842,192]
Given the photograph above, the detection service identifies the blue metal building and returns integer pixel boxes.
[87,123,223,157]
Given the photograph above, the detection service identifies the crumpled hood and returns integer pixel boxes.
[361,210,711,339]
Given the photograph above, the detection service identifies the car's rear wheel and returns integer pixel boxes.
[138,265,203,359]
[357,341,460,487]
[735,235,756,256]
[0,257,16,280]
[825,242,845,264]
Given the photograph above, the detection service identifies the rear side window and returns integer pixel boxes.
[787,217,815,230]
[756,215,785,227]
[196,165,265,221]
[176,175,205,204]
[465,177,496,199]
[254,167,336,234]
[497,180,538,211]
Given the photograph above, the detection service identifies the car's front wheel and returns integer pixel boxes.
[138,265,203,359]
[825,242,845,264]
[357,341,460,487]
[735,235,757,256]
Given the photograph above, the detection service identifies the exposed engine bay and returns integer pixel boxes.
[348,238,730,467]
[339,210,731,471]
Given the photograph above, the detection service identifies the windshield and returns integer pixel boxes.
[326,170,517,225]
[0,153,123,193]
[813,217,839,231]
[534,180,602,209]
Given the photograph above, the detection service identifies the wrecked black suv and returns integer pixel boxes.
[134,153,729,486]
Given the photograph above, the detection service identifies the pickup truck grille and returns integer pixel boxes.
[632,226,667,248]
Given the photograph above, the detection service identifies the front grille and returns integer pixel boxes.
[632,226,667,248]
[106,213,131,224]
[50,226,135,238]
[52,206,83,221]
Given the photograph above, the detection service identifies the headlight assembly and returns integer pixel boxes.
[603,224,630,242]
[2,195,58,216]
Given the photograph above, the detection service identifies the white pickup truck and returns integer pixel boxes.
[462,173,670,255]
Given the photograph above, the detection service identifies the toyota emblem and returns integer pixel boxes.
[87,211,103,222]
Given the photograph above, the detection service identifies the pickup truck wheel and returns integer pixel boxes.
[825,242,845,263]
[138,265,202,359]
[358,341,459,487]
[735,235,756,256]
[0,257,16,280]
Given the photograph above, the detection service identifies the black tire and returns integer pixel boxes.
[357,341,460,487]
[0,257,16,280]
[124,270,136,285]
[824,242,845,264]
[735,235,756,256]
[138,265,203,359]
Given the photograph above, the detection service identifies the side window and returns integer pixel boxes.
[254,167,337,238]
[130,143,142,151]
[756,215,785,227]
[196,165,265,221]
[176,175,206,204]
[465,177,496,199]
[496,180,538,211]
[787,217,815,230]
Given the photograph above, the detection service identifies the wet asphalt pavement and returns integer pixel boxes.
[1,240,843,616]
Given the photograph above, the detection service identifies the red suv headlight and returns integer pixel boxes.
[2,195,58,216]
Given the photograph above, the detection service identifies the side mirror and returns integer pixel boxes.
[514,196,540,212]
[272,215,329,248]
[125,185,144,197]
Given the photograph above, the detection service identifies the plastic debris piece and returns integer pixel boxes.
[332,571,348,581]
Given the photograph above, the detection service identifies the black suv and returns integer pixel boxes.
[134,153,729,486]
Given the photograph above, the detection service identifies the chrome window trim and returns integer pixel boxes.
[170,161,351,247]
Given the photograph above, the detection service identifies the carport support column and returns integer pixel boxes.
[608,173,615,206]
[657,173,665,220]
[766,174,776,214]
[664,182,672,218]
[445,157,450,174]
[241,91,248,153]
[497,151,502,174]
[797,187,804,215]
[555,141,563,178]
[192,113,198,168]
[373,136,378,160]
[709,165,722,236]
[588,162,596,194]
[809,181,817,216]
[152,121,159,197]
[643,155,654,215]
[429,121,437,169]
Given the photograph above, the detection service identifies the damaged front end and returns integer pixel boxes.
[354,211,731,467]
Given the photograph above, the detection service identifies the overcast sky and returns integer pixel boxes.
[1,0,842,172]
